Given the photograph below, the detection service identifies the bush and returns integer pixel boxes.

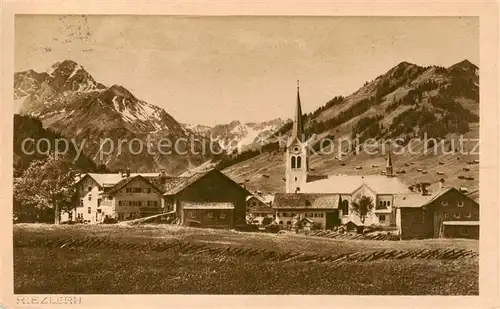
[265,223,280,233]
[102,217,118,224]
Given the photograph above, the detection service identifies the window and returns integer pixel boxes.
[189,211,196,218]
[286,221,291,225]
[118,213,124,220]
[379,201,383,207]
[291,156,296,169]
[457,201,464,207]
[208,212,213,218]
[147,201,158,207]
[295,187,300,193]
[379,214,386,222]
[305,200,311,206]
[88,195,91,201]
[97,199,101,207]
[454,212,460,219]
[441,201,448,206]
[133,188,142,193]
[88,207,91,214]
[144,188,151,193]
[107,196,113,200]
[383,201,387,207]
[126,188,132,193]
[387,201,391,207]
[279,221,283,224]
[80,199,83,207]
[282,212,289,217]
[465,212,471,218]
[342,200,349,215]
[460,227,468,236]
[88,187,92,192]
[220,213,226,219]
[296,156,302,169]
[443,212,449,218]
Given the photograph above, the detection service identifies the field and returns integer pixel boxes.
[14,224,479,295]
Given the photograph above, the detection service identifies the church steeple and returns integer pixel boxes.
[386,151,394,177]
[288,80,304,146]
[285,80,308,193]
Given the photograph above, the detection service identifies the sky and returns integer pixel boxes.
[15,16,479,126]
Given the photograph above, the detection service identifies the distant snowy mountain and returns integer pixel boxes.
[182,118,287,154]
[14,59,220,174]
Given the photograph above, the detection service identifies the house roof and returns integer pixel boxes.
[103,175,163,196]
[442,221,479,226]
[393,194,434,208]
[162,168,251,197]
[301,175,410,195]
[273,193,339,209]
[82,169,249,197]
[182,202,234,209]
[85,172,161,187]
[394,187,479,209]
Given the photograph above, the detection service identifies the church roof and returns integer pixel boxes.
[273,193,339,209]
[301,175,411,195]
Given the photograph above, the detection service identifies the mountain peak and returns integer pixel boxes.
[449,59,478,71]
[108,84,137,101]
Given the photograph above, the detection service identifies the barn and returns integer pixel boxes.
[160,169,251,229]
[394,187,479,239]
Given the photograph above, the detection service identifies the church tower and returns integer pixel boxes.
[386,151,394,177]
[285,81,308,193]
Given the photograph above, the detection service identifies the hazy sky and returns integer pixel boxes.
[15,16,478,126]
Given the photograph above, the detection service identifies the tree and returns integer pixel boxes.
[13,153,77,224]
[350,195,374,225]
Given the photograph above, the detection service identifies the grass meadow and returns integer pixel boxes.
[13,224,479,295]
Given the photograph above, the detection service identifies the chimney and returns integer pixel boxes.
[120,169,126,178]
[439,178,445,190]
[415,183,421,193]
[126,168,131,178]
[421,182,430,196]
[159,170,167,185]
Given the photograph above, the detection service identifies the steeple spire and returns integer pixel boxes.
[289,80,304,146]
[386,151,393,177]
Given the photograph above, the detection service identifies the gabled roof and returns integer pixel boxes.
[394,187,479,208]
[104,175,163,196]
[83,172,161,187]
[163,168,251,196]
[302,174,410,195]
[273,193,339,209]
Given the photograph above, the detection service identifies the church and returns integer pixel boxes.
[273,82,411,230]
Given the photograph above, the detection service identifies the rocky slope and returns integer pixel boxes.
[14,60,219,174]
[183,118,287,154]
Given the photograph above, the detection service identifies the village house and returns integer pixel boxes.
[160,169,251,229]
[62,170,160,223]
[63,168,250,229]
[273,193,339,229]
[394,187,479,239]
[246,193,274,219]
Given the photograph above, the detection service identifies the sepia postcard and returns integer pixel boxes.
[1,1,499,308]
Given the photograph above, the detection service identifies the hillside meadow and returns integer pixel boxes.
[14,224,478,295]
